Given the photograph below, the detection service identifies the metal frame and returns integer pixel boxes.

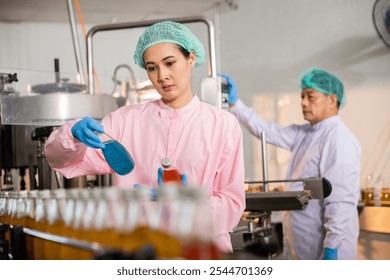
[86,16,217,94]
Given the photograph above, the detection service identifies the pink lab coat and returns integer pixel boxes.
[45,95,246,253]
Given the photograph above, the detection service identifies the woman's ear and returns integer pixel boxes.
[189,51,196,67]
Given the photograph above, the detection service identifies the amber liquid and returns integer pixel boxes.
[381,189,390,206]
[25,217,36,259]
[83,227,117,248]
[45,221,67,260]
[58,226,94,260]
[182,240,222,260]
[33,220,48,260]
[362,188,375,205]
[163,169,182,184]
[119,226,182,259]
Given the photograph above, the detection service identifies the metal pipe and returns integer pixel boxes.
[23,227,115,255]
[245,178,304,185]
[260,131,269,192]
[66,0,85,85]
[86,16,216,94]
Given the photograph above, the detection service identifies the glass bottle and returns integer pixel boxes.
[178,187,221,260]
[381,178,389,207]
[45,189,67,259]
[161,157,182,185]
[71,188,94,260]
[33,189,50,260]
[120,187,158,254]
[89,187,121,249]
[155,186,182,258]
[0,191,9,225]
[25,190,38,259]
[15,190,28,227]
[98,132,135,175]
[363,175,375,206]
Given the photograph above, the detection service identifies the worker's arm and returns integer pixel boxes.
[44,119,113,179]
[321,128,361,258]
[208,115,246,251]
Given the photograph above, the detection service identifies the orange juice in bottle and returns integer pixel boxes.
[88,187,121,249]
[15,190,28,227]
[0,191,9,224]
[25,190,38,259]
[63,188,93,260]
[178,188,221,260]
[120,187,152,253]
[33,190,50,260]
[59,188,78,259]
[45,189,67,259]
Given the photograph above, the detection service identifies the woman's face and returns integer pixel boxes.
[143,43,195,109]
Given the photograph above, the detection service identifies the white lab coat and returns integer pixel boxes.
[231,99,361,259]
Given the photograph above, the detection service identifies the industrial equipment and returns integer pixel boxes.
[0,1,119,191]
[232,132,332,258]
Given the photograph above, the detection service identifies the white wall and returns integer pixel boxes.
[1,0,389,188]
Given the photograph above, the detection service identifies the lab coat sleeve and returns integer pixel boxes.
[44,119,111,178]
[320,129,361,250]
[208,115,246,239]
[230,99,298,151]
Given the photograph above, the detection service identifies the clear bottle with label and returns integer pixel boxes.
[161,157,182,185]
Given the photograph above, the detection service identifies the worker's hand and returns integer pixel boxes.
[157,167,188,187]
[71,117,105,149]
[219,74,238,105]
[322,247,338,260]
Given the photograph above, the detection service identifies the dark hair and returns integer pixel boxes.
[176,45,191,60]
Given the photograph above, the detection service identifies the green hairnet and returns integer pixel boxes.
[134,21,205,68]
[300,68,346,109]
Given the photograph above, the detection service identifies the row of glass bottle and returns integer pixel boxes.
[0,186,220,260]
[361,177,390,207]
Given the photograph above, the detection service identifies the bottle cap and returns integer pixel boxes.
[161,157,171,168]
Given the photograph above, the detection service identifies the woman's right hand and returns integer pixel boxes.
[71,117,105,149]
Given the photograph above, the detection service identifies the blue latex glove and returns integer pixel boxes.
[71,117,105,149]
[157,167,188,187]
[322,248,338,260]
[219,73,238,105]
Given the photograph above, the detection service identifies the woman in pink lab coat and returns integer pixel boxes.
[44,21,246,253]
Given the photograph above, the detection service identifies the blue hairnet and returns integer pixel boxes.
[134,21,205,68]
[300,68,346,109]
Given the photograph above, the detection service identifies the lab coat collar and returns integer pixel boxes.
[158,95,199,119]
[311,115,341,131]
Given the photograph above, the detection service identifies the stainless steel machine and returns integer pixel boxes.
[0,1,119,191]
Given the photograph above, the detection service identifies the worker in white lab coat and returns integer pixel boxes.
[222,68,361,260]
